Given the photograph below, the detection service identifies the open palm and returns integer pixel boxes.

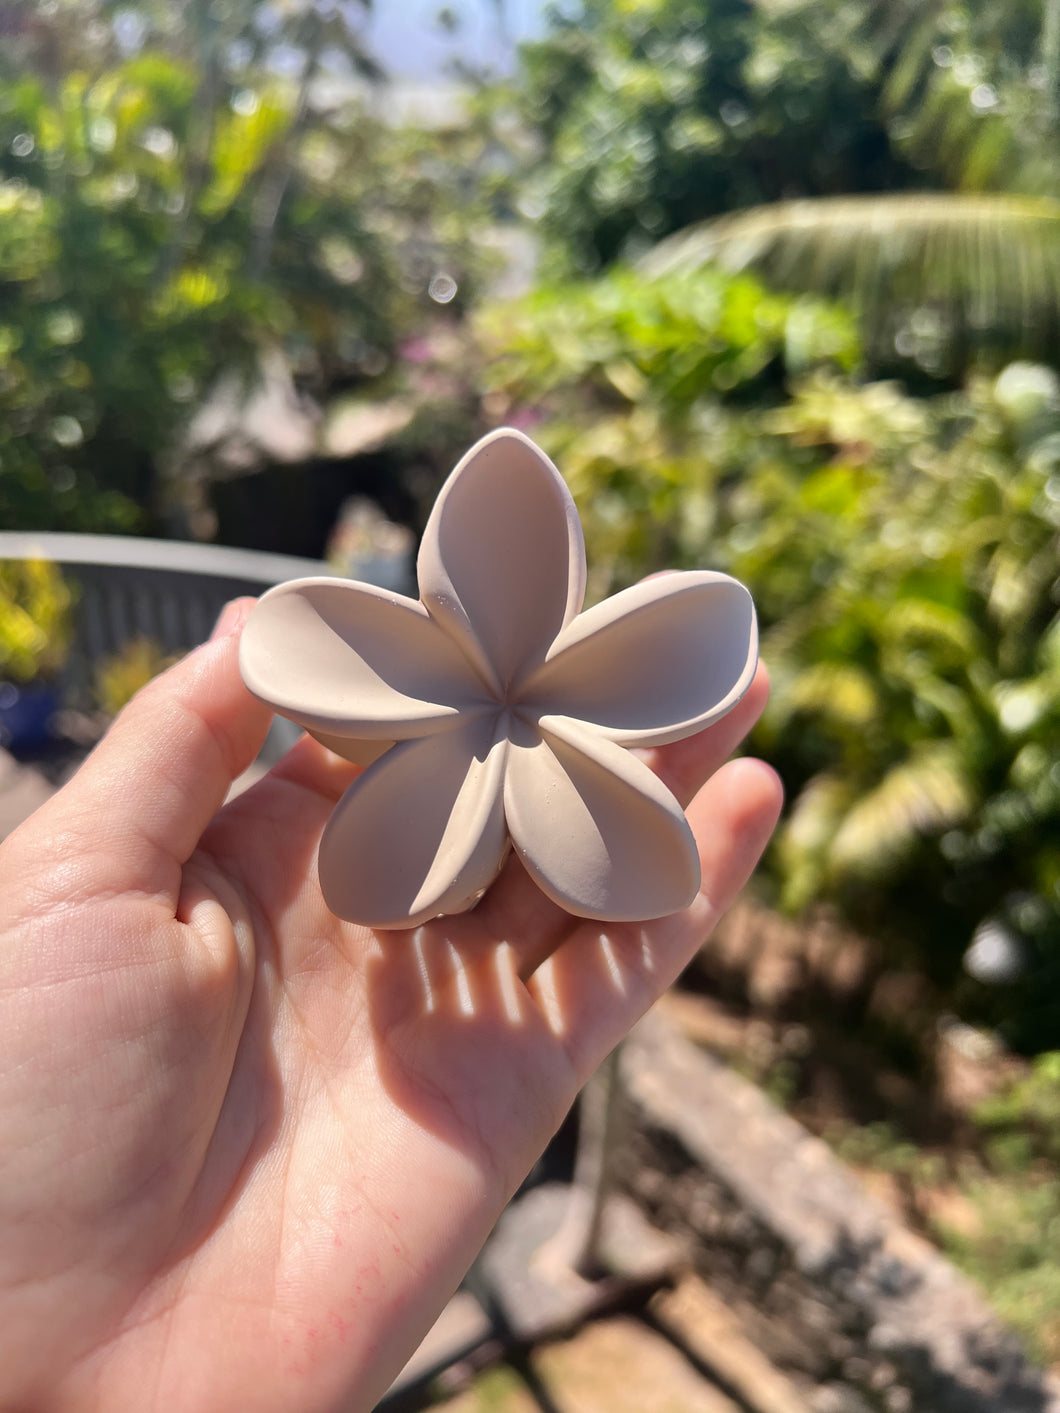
[0,601,781,1413]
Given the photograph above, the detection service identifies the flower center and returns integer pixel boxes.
[479,702,541,750]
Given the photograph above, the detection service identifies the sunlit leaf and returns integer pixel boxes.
[784,661,882,729]
[201,89,292,218]
[831,745,976,877]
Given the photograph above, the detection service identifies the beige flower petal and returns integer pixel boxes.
[307,731,393,767]
[318,714,509,928]
[418,428,586,695]
[240,577,488,740]
[503,714,700,920]
[517,572,757,747]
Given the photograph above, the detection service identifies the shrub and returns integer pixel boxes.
[0,559,73,685]
[480,268,1060,1047]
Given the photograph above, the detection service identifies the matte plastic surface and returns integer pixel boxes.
[240,428,758,928]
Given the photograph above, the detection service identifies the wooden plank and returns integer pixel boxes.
[532,1315,742,1413]
[650,1276,814,1413]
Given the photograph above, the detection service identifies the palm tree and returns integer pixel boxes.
[642,0,1060,373]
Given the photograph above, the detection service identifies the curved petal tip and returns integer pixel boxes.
[417,429,587,692]
[520,571,758,748]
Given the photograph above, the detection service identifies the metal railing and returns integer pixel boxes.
[0,531,413,759]
[0,532,330,673]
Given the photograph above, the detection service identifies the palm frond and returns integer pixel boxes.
[830,744,976,879]
[884,598,979,659]
[783,662,882,731]
[838,0,1060,196]
[776,771,855,913]
[642,194,1060,369]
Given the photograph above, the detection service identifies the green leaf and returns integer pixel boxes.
[831,745,976,878]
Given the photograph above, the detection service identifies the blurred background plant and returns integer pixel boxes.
[0,557,73,684]
[742,361,1060,1053]
[491,0,1060,374]
[92,634,177,715]
[476,268,1060,1052]
[938,1051,1060,1364]
[484,0,926,276]
[0,0,491,534]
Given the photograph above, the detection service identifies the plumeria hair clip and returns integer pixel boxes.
[239,429,758,929]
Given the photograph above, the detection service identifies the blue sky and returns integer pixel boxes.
[366,0,547,78]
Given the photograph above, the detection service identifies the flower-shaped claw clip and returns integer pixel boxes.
[239,429,758,929]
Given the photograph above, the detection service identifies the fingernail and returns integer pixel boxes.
[210,597,254,641]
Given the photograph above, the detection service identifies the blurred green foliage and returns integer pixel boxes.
[493,0,1060,377]
[491,0,921,275]
[480,267,1060,1048]
[0,558,73,683]
[975,1051,1060,1170]
[92,635,176,716]
[854,0,1060,199]
[0,0,485,532]
[944,1173,1060,1366]
[477,266,860,595]
[498,0,1060,265]
[937,1053,1060,1364]
[749,366,1060,1031]
[646,192,1060,377]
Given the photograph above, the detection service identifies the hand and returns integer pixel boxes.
[0,598,782,1412]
